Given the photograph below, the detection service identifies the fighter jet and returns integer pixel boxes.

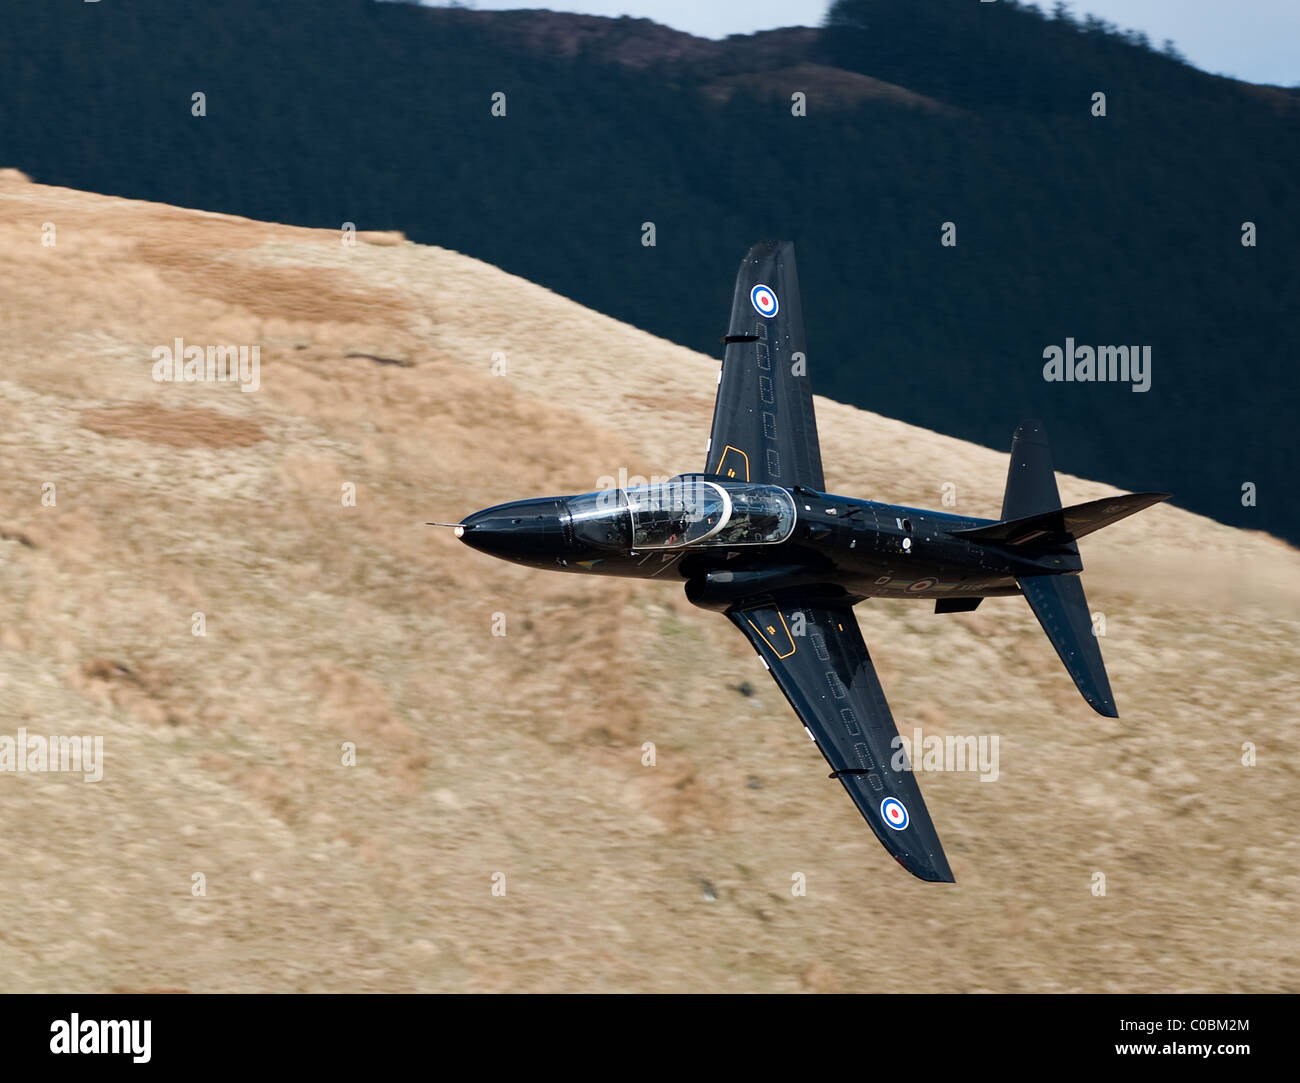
[450,241,1169,882]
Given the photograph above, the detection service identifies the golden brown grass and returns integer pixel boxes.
[0,169,1295,992]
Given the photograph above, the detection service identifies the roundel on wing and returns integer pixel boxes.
[880,796,909,830]
[750,283,779,318]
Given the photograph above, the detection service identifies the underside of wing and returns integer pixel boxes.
[728,597,954,883]
[706,241,825,491]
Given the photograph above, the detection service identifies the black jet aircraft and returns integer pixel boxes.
[450,241,1169,882]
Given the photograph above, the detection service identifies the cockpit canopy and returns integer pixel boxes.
[564,476,796,551]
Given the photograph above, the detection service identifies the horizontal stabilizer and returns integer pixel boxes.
[1017,574,1116,716]
[951,492,1170,547]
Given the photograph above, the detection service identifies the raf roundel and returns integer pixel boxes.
[880,797,909,831]
[750,283,779,318]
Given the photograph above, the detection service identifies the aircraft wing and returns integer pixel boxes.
[706,241,825,490]
[728,598,955,882]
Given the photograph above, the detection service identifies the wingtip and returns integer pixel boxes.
[915,865,957,884]
[743,238,794,263]
[897,853,955,883]
[1084,689,1119,717]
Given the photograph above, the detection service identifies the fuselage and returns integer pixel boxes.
[458,473,1081,608]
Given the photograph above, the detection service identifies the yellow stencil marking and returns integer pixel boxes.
[716,445,750,482]
[746,610,796,659]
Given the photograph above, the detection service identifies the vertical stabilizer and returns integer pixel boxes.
[1002,420,1063,523]
[1001,420,1117,716]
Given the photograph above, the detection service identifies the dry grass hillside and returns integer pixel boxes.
[0,169,1295,992]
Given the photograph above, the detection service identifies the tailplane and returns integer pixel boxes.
[960,419,1171,550]
[951,491,1170,548]
[1016,574,1116,717]
[962,420,1169,717]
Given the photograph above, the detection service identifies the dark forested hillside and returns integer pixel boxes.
[2,0,1295,542]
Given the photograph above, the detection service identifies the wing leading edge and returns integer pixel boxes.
[728,599,955,883]
[706,241,825,490]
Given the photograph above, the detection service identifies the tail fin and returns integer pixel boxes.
[1001,419,1062,523]
[972,420,1166,717]
[1016,574,1116,716]
[975,419,1171,548]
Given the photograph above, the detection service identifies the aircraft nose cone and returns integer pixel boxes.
[458,497,570,563]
